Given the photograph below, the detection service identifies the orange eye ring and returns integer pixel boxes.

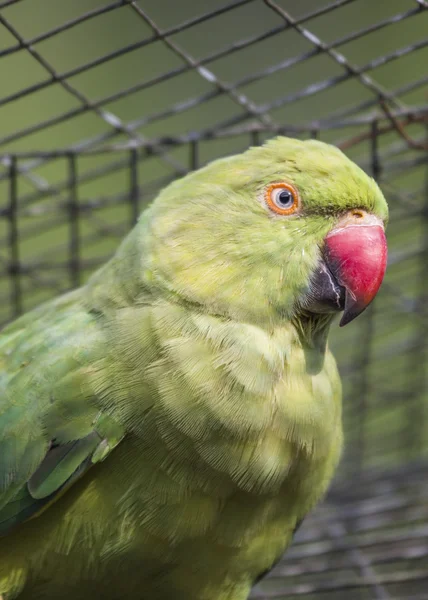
[265,182,300,216]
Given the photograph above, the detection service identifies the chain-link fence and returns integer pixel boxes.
[1,0,428,597]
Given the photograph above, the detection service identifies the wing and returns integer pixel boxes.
[0,291,124,536]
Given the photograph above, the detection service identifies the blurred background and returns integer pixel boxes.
[0,0,428,597]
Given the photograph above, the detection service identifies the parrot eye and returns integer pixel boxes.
[265,182,300,216]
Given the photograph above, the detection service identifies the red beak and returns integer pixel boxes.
[325,215,387,326]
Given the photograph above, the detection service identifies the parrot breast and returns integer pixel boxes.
[0,301,343,600]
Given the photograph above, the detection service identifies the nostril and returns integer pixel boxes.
[352,210,364,219]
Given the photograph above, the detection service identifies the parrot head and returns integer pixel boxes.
[144,136,388,329]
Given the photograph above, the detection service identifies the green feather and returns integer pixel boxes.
[27,433,101,500]
[0,137,387,600]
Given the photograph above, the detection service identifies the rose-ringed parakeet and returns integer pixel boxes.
[0,137,388,600]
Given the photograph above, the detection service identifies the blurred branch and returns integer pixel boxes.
[339,107,428,151]
[379,98,428,151]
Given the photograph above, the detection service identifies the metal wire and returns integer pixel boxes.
[0,0,426,456]
[0,0,428,596]
[251,464,428,598]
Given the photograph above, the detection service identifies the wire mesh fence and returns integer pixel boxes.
[0,0,428,597]
[252,462,428,599]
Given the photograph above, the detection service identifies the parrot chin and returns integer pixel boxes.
[304,210,387,327]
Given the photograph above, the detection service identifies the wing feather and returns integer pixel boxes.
[0,291,124,536]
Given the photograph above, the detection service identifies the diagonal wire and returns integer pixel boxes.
[263,0,406,109]
[0,0,255,110]
[0,156,51,193]
[0,1,424,200]
[0,0,360,149]
[13,0,421,178]
[129,0,275,128]
[0,0,258,194]
[200,38,428,134]
[0,8,187,176]
[318,74,428,126]
[0,0,131,59]
[20,4,424,153]
[0,0,20,7]
[326,522,392,600]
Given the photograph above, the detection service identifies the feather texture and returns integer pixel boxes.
[0,137,388,600]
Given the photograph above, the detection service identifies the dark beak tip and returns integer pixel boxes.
[339,295,368,327]
[339,314,353,327]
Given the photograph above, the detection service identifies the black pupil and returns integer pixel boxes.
[278,190,293,206]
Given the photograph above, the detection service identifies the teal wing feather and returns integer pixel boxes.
[0,435,99,535]
[0,290,124,536]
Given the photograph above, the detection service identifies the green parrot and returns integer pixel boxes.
[0,137,388,600]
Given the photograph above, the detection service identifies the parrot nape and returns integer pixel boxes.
[0,137,388,600]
